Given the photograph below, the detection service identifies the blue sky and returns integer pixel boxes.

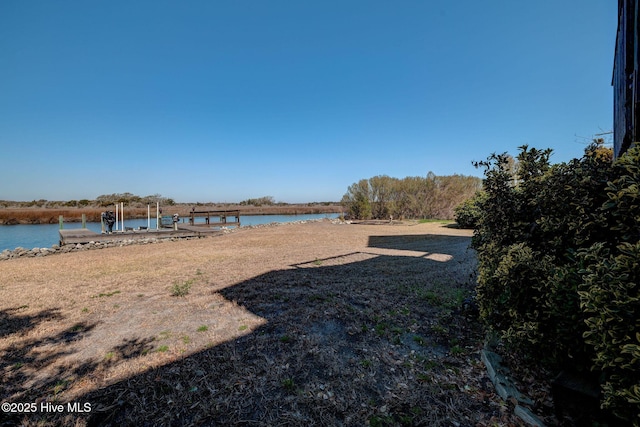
[0,1,616,203]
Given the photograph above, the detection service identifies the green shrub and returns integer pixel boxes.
[577,145,640,423]
[473,141,640,424]
[477,243,546,331]
[473,147,560,357]
[605,145,640,243]
[453,191,486,229]
[474,143,614,364]
[579,242,640,423]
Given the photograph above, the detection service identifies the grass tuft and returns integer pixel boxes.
[281,378,296,392]
[171,279,193,297]
[279,335,292,343]
[92,290,121,298]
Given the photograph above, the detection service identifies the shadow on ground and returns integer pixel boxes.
[2,234,508,426]
[0,309,154,426]
[0,307,100,402]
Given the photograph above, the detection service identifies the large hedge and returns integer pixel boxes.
[473,142,639,425]
[579,146,640,423]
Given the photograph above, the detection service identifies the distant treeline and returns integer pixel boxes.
[0,193,175,209]
[0,192,342,225]
[0,193,339,209]
[341,173,482,220]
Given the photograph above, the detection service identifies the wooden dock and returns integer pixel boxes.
[188,209,240,227]
[59,226,224,246]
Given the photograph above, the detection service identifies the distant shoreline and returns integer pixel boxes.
[0,204,343,225]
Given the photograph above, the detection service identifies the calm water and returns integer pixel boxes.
[0,213,339,252]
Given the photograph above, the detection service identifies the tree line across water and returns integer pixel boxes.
[0,193,342,225]
[340,172,482,220]
[0,193,176,209]
[0,193,340,210]
[1,174,485,224]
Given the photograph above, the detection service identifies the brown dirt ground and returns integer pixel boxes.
[0,220,528,426]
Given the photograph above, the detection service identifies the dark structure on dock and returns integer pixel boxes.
[613,0,640,158]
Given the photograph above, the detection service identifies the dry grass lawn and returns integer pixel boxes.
[0,220,524,426]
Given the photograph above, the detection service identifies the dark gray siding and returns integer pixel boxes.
[613,0,639,158]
